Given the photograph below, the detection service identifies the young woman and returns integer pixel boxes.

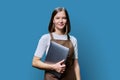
[32,7,81,80]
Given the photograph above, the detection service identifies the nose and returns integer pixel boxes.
[59,19,63,22]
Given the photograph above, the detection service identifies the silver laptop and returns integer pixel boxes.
[45,41,69,78]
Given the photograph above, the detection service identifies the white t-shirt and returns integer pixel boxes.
[34,32,78,59]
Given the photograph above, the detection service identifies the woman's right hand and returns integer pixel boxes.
[52,60,66,73]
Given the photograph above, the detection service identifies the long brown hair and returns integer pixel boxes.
[48,7,71,34]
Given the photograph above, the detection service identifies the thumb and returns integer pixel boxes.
[59,59,65,64]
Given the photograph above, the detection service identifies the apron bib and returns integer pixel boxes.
[44,33,76,80]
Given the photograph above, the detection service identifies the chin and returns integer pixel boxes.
[59,27,65,30]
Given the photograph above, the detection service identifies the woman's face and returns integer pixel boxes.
[53,10,67,31]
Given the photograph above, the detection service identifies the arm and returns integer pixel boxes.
[74,59,81,80]
[32,34,54,70]
[32,56,66,73]
[32,34,65,73]
[32,56,53,70]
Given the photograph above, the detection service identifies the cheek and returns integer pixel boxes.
[63,20,67,23]
[53,19,58,24]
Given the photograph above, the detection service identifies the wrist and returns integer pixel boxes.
[49,64,55,70]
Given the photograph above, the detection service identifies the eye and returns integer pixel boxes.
[62,17,67,19]
[55,17,60,19]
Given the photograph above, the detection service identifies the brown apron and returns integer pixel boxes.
[44,33,76,80]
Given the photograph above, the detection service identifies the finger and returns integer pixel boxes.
[61,64,66,68]
[59,59,65,64]
[60,69,65,73]
[62,67,66,70]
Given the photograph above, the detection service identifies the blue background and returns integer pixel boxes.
[0,0,120,80]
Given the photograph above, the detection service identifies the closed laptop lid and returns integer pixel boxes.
[45,41,69,63]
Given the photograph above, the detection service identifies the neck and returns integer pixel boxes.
[54,29,65,35]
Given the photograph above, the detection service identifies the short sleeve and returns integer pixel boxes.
[34,34,50,58]
[70,36,78,59]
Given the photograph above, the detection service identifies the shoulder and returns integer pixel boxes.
[37,33,51,46]
[69,35,77,42]
[39,33,51,40]
[69,34,78,47]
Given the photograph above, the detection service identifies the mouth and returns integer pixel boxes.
[58,23,65,26]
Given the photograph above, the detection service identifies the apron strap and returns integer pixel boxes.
[50,33,54,40]
[67,34,70,40]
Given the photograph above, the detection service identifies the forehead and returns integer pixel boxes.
[54,11,66,17]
